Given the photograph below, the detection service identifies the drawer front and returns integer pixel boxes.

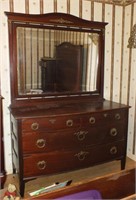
[21,109,127,133]
[23,140,125,178]
[22,115,81,133]
[22,123,126,153]
[82,109,128,126]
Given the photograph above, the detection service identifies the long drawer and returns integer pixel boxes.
[23,140,126,178]
[22,123,126,153]
[21,109,127,133]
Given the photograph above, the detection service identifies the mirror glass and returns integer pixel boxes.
[17,27,100,95]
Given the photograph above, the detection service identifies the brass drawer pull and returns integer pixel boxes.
[89,117,95,124]
[31,122,39,130]
[115,113,121,120]
[37,160,46,170]
[110,128,117,137]
[75,151,89,161]
[36,139,46,148]
[66,119,73,127]
[74,131,88,141]
[110,146,117,155]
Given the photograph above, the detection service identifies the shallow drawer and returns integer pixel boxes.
[22,115,81,133]
[23,140,125,178]
[82,109,128,127]
[22,123,126,153]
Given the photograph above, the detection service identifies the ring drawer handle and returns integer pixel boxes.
[75,151,89,161]
[89,117,95,124]
[37,160,46,170]
[66,119,73,127]
[110,128,117,137]
[115,113,121,120]
[36,139,46,148]
[31,122,39,130]
[74,131,88,141]
[110,146,117,155]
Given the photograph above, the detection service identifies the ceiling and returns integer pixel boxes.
[111,0,134,5]
[86,0,135,6]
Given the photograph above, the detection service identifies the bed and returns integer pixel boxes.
[24,168,135,199]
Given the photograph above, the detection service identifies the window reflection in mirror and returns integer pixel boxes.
[17,27,99,95]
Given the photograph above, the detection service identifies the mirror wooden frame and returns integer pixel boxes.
[5,12,108,108]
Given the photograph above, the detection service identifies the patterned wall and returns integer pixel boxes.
[0,0,136,174]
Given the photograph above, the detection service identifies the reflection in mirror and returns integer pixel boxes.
[17,27,99,95]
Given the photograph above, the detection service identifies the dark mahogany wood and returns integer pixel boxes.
[5,11,107,108]
[40,43,83,92]
[5,12,130,197]
[10,100,129,197]
[0,95,6,188]
[55,42,83,92]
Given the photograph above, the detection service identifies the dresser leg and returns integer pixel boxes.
[13,167,16,174]
[121,157,126,170]
[20,181,25,197]
[0,173,6,189]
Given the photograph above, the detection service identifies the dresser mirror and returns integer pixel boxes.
[5,12,107,107]
[17,27,100,94]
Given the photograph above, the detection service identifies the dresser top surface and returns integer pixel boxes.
[10,100,129,119]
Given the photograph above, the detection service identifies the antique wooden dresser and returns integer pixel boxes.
[5,12,129,197]
[0,76,6,188]
[0,95,6,189]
